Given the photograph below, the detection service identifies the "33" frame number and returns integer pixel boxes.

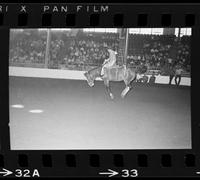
[121,169,138,177]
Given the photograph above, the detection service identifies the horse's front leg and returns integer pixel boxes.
[104,80,114,99]
[106,85,114,99]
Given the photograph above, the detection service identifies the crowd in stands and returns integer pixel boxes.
[9,30,46,65]
[48,33,119,70]
[127,34,190,73]
[9,30,191,75]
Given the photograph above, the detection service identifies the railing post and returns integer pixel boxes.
[124,28,129,67]
[44,29,51,68]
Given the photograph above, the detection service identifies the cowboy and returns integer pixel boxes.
[168,65,175,85]
[101,47,118,77]
[174,64,184,86]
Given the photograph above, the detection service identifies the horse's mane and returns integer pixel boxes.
[88,66,99,72]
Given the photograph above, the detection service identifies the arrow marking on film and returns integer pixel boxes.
[99,169,118,177]
[0,168,13,177]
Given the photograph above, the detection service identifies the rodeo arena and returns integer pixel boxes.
[9,28,191,150]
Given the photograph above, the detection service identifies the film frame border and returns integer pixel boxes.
[0,3,199,178]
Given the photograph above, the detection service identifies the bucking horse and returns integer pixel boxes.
[84,64,147,99]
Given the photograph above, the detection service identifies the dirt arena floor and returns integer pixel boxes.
[9,76,191,150]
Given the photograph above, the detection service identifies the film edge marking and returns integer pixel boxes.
[99,169,119,177]
[0,168,13,177]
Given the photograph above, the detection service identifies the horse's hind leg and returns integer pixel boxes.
[121,85,130,98]
[121,75,136,98]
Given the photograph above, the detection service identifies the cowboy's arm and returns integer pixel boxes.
[103,58,110,65]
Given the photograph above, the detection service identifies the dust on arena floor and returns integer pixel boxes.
[9,76,191,150]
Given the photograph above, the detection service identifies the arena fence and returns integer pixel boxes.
[9,66,191,86]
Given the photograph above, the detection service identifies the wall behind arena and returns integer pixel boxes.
[9,67,191,86]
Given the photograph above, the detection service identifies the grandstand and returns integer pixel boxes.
[9,28,191,78]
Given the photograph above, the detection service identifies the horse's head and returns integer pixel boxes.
[84,72,95,87]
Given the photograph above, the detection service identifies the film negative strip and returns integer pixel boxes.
[0,2,199,178]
